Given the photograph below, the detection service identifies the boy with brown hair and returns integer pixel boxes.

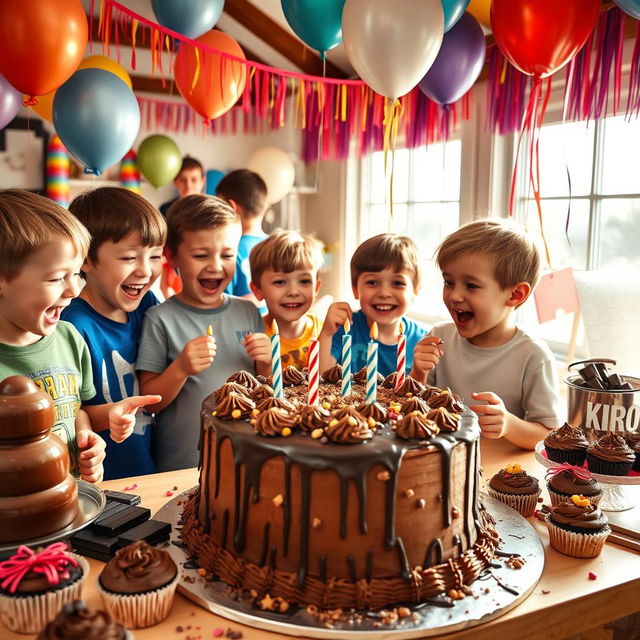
[250,230,324,369]
[216,169,268,299]
[428,218,560,449]
[137,194,271,471]
[62,187,167,479]
[159,156,206,217]
[0,190,157,482]
[319,234,440,377]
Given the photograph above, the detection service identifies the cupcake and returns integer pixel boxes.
[625,432,640,472]
[545,463,602,506]
[98,541,178,629]
[546,494,610,558]
[586,432,635,476]
[543,422,589,465]
[0,542,89,634]
[36,599,131,639]
[487,463,541,517]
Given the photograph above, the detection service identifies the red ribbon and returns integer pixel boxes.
[545,462,593,482]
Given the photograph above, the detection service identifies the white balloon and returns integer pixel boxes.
[342,0,444,99]
[247,147,295,205]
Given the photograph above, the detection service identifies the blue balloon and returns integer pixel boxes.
[152,0,224,39]
[615,0,640,19]
[53,69,140,176]
[205,169,225,195]
[441,0,471,32]
[281,0,345,55]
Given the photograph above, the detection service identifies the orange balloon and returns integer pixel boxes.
[28,55,132,122]
[468,0,491,28]
[174,30,246,121]
[0,0,88,98]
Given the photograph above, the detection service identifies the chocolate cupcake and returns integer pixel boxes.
[625,431,640,472]
[0,542,89,634]
[487,463,541,517]
[546,495,610,558]
[586,432,635,476]
[36,600,131,639]
[98,541,178,629]
[545,463,602,506]
[543,422,589,465]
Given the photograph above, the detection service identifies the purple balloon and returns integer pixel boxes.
[0,74,21,129]
[418,12,485,106]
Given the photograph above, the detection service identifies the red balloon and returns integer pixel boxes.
[0,0,88,98]
[491,0,600,79]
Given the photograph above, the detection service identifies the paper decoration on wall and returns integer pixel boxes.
[119,149,141,193]
[46,135,70,207]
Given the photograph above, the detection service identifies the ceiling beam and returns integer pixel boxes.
[223,0,346,78]
[131,75,175,95]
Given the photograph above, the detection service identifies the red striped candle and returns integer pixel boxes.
[395,322,406,391]
[308,335,320,405]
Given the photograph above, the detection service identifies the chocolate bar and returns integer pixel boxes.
[94,501,129,524]
[92,505,151,536]
[117,519,172,547]
[71,528,120,555]
[103,490,142,506]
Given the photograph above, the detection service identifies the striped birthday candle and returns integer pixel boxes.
[308,335,320,405]
[395,321,406,391]
[366,322,379,405]
[341,318,352,397]
[46,136,70,207]
[270,320,284,399]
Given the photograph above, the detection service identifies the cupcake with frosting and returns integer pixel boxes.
[0,542,89,634]
[546,494,610,558]
[543,422,589,465]
[36,599,131,639]
[586,432,635,476]
[545,463,602,506]
[487,463,541,517]
[625,431,640,472]
[98,541,179,629]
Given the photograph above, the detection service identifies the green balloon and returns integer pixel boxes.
[137,134,181,187]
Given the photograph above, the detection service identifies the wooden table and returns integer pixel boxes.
[5,438,640,640]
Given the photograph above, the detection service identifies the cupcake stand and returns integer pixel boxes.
[534,442,640,512]
[156,493,544,639]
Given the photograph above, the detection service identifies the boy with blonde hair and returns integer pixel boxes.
[319,234,440,377]
[250,230,324,369]
[0,190,157,482]
[62,187,167,480]
[427,219,560,450]
[137,194,271,471]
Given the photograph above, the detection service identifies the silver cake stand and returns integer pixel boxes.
[534,441,640,511]
[156,491,544,639]
[0,480,106,558]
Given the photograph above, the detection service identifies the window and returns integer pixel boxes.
[360,141,463,322]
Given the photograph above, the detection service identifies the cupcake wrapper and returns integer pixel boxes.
[544,446,587,466]
[487,487,541,517]
[546,521,610,558]
[0,554,89,634]
[585,453,633,477]
[99,570,180,629]
[547,486,602,507]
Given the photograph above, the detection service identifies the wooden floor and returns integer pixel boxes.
[570,627,612,640]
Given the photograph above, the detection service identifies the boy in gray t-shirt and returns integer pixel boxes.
[421,219,560,450]
[138,195,271,471]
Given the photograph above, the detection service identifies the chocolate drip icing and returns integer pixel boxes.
[347,555,357,582]
[395,538,411,580]
[424,538,444,567]
[221,509,229,549]
[259,523,270,567]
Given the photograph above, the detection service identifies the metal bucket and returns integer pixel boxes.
[565,359,640,442]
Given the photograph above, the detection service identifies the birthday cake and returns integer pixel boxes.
[180,366,499,611]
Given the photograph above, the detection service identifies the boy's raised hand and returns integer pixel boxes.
[243,332,271,367]
[469,391,507,439]
[410,336,444,382]
[320,302,353,338]
[108,395,163,443]
[76,430,106,483]
[177,335,217,377]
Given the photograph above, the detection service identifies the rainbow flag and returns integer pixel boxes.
[120,149,141,193]
[46,135,70,207]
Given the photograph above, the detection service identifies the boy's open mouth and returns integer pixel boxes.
[372,304,397,313]
[199,278,222,294]
[44,305,65,324]
[454,309,474,325]
[281,302,303,309]
[121,284,146,299]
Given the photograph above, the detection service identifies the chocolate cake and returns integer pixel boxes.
[0,376,79,544]
[181,369,499,611]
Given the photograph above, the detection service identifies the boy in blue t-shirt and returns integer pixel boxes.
[319,234,443,379]
[62,187,166,480]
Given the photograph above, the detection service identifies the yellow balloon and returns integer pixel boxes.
[28,55,132,122]
[467,0,491,28]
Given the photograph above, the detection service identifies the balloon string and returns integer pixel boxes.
[313,57,326,193]
[383,99,402,226]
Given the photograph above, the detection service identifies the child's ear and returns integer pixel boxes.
[225,198,239,213]
[506,282,532,307]
[314,277,322,295]
[352,284,360,300]
[250,281,265,301]
[81,257,94,274]
[165,247,178,270]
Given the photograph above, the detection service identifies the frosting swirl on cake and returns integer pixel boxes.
[382,372,398,389]
[428,389,464,413]
[400,396,429,415]
[296,405,330,431]
[395,411,439,440]
[283,366,306,387]
[256,396,296,413]
[356,402,388,425]
[252,407,296,437]
[420,385,443,404]
[214,382,249,403]
[588,433,635,463]
[353,367,383,385]
[427,407,460,432]
[215,392,255,419]
[544,423,589,450]
[395,377,425,397]
[227,371,260,391]
[36,601,126,640]
[250,384,275,404]
[321,364,343,384]
[548,501,608,531]
[325,413,373,444]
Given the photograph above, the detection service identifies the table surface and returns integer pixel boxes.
[5,438,640,640]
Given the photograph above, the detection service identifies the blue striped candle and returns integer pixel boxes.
[366,322,379,405]
[341,318,352,397]
[270,320,284,399]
